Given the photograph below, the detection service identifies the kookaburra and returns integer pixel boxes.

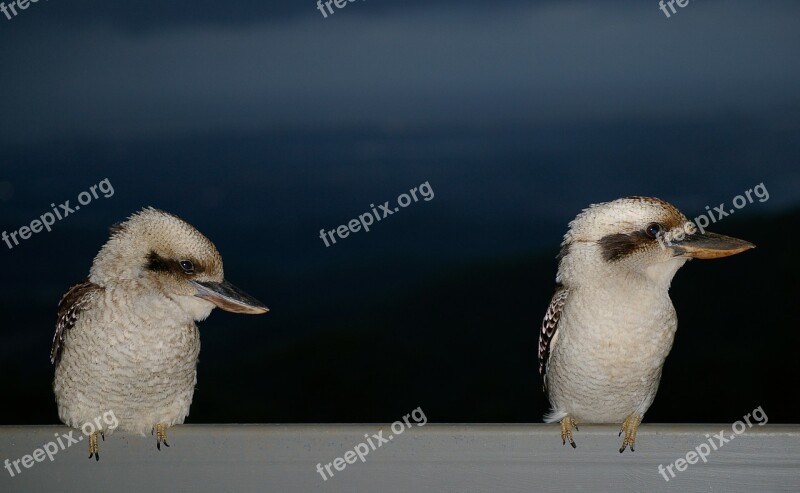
[51,207,268,459]
[538,196,753,452]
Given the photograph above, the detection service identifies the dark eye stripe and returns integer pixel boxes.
[145,251,204,275]
[598,231,653,262]
[145,251,171,272]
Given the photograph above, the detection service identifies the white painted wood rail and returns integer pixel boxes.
[1,424,798,492]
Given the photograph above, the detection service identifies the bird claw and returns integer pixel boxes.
[560,416,578,449]
[155,423,170,451]
[619,414,641,453]
[88,431,100,461]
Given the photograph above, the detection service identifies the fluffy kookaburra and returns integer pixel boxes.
[538,197,753,452]
[52,207,268,460]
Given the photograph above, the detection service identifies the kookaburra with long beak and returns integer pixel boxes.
[539,196,753,452]
[52,207,268,460]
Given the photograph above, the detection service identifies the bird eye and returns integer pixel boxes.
[645,223,662,238]
[179,260,194,273]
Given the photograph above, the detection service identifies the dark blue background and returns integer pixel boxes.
[1,0,798,424]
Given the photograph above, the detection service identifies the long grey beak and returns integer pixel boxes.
[192,280,269,314]
[671,231,755,259]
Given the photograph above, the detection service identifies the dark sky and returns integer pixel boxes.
[1,0,798,236]
[0,0,799,425]
[1,1,799,142]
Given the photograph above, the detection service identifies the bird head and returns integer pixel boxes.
[89,207,268,321]
[556,196,754,287]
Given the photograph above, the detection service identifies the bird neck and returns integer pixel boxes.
[558,249,685,294]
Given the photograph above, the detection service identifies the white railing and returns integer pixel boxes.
[1,424,798,492]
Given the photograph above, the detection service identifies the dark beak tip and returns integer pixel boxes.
[192,280,269,315]
[733,239,756,252]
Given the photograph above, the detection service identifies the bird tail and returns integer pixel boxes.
[543,409,568,423]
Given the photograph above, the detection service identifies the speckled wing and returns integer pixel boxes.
[51,279,103,365]
[538,284,569,392]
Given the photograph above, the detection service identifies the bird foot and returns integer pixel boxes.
[88,431,100,461]
[154,423,170,451]
[619,414,641,453]
[560,416,578,448]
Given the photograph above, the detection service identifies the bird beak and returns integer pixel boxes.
[191,280,269,314]
[670,231,755,259]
